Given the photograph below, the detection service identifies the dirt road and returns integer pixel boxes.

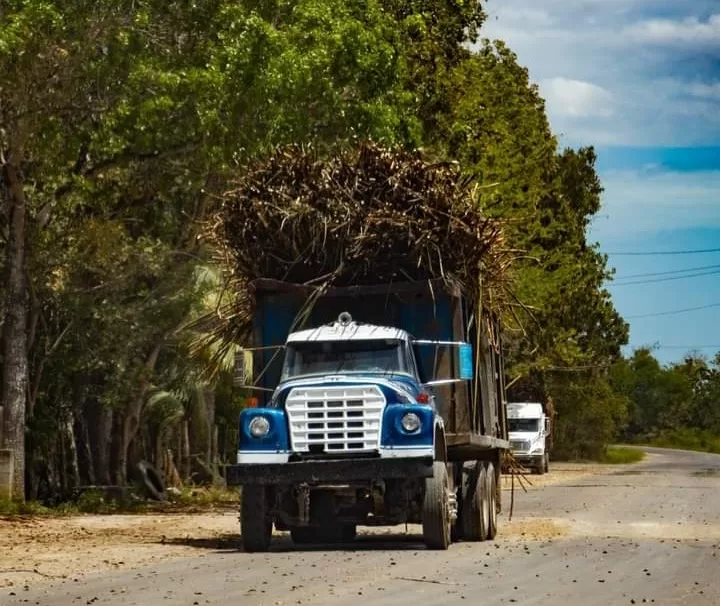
[4,447,720,605]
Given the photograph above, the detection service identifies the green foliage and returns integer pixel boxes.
[2,0,633,493]
[0,499,53,516]
[612,349,720,436]
[420,39,628,458]
[614,349,720,455]
[548,374,629,461]
[601,446,646,465]
[646,429,720,455]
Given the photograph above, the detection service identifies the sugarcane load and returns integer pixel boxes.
[210,141,512,551]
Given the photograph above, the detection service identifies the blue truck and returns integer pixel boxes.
[226,278,509,551]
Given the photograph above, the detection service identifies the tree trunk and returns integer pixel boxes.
[212,425,219,466]
[1,160,29,500]
[204,387,216,465]
[118,341,163,485]
[77,413,95,486]
[110,411,123,485]
[93,406,113,485]
[182,420,191,480]
[65,415,80,493]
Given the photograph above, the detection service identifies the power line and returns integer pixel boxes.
[614,263,720,280]
[626,302,720,319]
[607,247,720,256]
[651,345,720,350]
[612,268,720,286]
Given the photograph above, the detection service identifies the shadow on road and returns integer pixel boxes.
[159,532,429,554]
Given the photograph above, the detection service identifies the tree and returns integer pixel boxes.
[414,40,629,456]
[2,0,422,497]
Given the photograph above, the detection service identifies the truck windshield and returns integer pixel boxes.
[281,339,408,381]
[509,418,540,432]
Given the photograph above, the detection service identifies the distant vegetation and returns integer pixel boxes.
[647,429,720,455]
[612,349,720,455]
[601,446,646,465]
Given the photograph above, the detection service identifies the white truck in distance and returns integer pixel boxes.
[506,402,550,475]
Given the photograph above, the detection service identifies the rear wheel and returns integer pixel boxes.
[486,462,498,540]
[241,486,272,552]
[423,461,452,550]
[461,461,489,541]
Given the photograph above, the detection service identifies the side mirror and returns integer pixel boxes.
[544,418,550,432]
[235,349,254,386]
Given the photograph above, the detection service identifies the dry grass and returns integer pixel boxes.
[199,141,514,361]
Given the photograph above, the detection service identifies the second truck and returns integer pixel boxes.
[506,402,552,475]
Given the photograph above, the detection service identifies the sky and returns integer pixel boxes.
[480,0,720,365]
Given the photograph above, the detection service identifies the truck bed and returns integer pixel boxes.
[446,432,510,461]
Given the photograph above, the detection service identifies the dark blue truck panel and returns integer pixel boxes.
[247,279,508,444]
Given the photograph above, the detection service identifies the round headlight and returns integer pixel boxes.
[401,412,421,433]
[249,416,270,438]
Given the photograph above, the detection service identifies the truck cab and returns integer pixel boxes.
[239,312,439,466]
[506,402,550,475]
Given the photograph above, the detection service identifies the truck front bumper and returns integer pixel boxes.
[512,453,544,468]
[226,456,434,486]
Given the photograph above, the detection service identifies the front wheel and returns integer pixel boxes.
[241,486,272,552]
[485,462,498,540]
[423,461,452,550]
[544,453,550,474]
[461,461,489,542]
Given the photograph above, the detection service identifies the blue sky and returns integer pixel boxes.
[481,0,720,365]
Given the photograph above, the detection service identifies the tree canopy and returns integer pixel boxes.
[0,0,646,500]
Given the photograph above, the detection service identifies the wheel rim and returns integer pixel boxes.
[480,466,490,535]
[481,483,489,531]
[444,478,453,537]
[488,478,497,531]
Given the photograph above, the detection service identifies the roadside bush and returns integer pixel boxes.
[645,428,720,455]
[601,446,645,464]
[549,375,629,461]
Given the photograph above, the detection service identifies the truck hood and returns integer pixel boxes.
[271,374,423,407]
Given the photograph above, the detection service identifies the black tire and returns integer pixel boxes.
[537,458,546,475]
[544,454,550,474]
[486,462,498,540]
[241,486,272,552]
[461,461,489,541]
[136,460,166,501]
[423,461,451,550]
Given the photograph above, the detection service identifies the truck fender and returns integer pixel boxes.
[434,422,447,463]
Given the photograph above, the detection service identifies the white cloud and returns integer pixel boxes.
[688,81,720,100]
[479,1,720,147]
[626,14,720,46]
[540,77,614,118]
[489,7,554,27]
[590,169,720,239]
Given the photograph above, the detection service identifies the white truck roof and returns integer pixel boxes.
[287,315,409,344]
[507,402,544,418]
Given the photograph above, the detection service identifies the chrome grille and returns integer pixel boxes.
[285,385,385,452]
[510,439,530,453]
